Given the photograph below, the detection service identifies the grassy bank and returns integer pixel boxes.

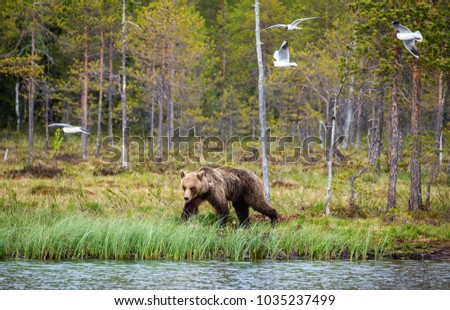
[0,133,449,261]
[0,206,395,261]
[1,199,449,261]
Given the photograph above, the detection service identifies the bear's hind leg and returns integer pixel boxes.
[232,200,250,227]
[250,200,278,227]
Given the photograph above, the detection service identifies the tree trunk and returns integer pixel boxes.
[317,93,324,147]
[325,79,346,216]
[229,109,233,138]
[325,97,336,216]
[167,68,174,152]
[436,70,445,164]
[15,81,20,131]
[408,60,423,211]
[343,74,354,149]
[28,0,37,165]
[81,26,89,161]
[325,95,330,124]
[220,0,226,80]
[108,36,114,145]
[44,85,50,155]
[121,0,129,168]
[157,28,168,164]
[254,0,270,202]
[157,78,164,164]
[387,47,400,212]
[369,87,384,171]
[150,63,155,137]
[355,100,362,148]
[95,30,105,158]
[425,71,446,209]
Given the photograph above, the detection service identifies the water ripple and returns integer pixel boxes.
[0,259,449,290]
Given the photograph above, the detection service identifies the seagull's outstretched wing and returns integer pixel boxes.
[402,40,419,58]
[391,21,412,33]
[79,127,90,135]
[291,17,317,26]
[265,24,286,30]
[278,41,290,63]
[48,123,73,128]
[273,50,279,61]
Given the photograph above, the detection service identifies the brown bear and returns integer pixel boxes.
[179,166,278,227]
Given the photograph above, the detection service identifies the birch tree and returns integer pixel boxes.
[120,0,129,168]
[408,58,423,211]
[254,0,270,202]
[325,81,346,216]
[28,0,37,164]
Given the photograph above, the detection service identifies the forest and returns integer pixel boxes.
[0,0,449,261]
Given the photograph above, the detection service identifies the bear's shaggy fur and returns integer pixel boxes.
[180,166,278,226]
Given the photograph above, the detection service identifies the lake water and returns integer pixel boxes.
[1,259,449,290]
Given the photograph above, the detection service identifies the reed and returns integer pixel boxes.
[1,206,431,261]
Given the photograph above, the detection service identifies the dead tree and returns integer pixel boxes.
[254,0,270,202]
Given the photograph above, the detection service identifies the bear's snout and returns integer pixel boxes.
[184,196,189,201]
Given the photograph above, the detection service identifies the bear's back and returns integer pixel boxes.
[214,167,263,200]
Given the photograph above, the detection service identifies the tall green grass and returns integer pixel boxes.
[0,206,399,261]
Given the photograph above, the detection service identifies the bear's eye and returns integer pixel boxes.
[182,186,186,191]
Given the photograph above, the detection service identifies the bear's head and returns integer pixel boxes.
[180,170,208,203]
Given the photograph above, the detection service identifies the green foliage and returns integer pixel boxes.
[0,55,43,77]
[0,0,447,149]
[51,128,64,158]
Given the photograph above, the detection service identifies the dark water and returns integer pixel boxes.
[0,259,449,290]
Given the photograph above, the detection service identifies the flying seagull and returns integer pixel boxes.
[273,41,297,67]
[265,17,317,31]
[391,21,423,58]
[48,123,90,135]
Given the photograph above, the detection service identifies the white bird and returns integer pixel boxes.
[48,123,90,135]
[265,17,317,31]
[391,21,423,58]
[273,41,297,67]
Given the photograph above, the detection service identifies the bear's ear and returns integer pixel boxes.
[180,170,186,179]
[197,170,205,180]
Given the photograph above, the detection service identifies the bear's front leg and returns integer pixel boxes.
[181,197,202,221]
[206,196,229,227]
[215,204,229,227]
